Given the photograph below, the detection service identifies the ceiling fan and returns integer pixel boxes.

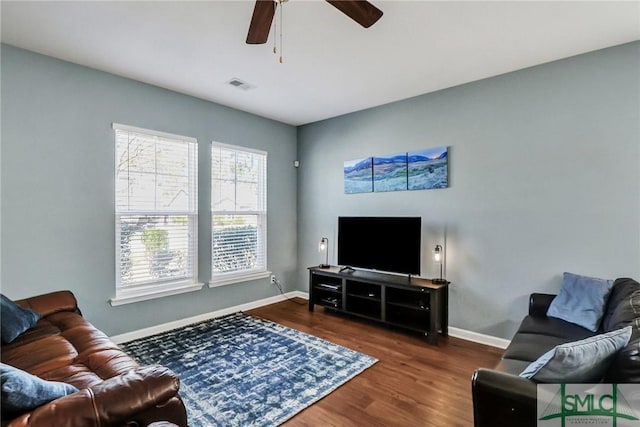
[246,0,383,45]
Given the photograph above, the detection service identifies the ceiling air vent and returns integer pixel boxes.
[226,78,255,91]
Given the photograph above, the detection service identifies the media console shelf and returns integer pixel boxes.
[308,266,449,345]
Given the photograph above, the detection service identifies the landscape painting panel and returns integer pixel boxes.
[344,157,373,194]
[373,153,408,192]
[408,147,448,190]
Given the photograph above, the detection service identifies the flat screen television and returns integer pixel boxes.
[337,216,421,276]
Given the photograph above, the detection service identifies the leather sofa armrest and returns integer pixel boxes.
[529,293,556,317]
[4,366,184,427]
[472,368,537,427]
[15,290,79,317]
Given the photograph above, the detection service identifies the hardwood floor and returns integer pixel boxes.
[247,298,503,427]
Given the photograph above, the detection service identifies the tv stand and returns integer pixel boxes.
[339,265,356,273]
[308,266,449,345]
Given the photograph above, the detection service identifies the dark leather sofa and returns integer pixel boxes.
[471,277,640,427]
[1,290,187,427]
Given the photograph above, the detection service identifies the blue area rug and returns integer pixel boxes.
[120,312,377,426]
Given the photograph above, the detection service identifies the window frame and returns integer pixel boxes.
[210,141,269,287]
[111,123,203,306]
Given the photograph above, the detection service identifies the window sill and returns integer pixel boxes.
[209,271,271,288]
[110,281,204,306]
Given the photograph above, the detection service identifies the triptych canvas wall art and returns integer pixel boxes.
[344,146,448,194]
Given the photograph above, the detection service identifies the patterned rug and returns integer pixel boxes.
[120,312,377,426]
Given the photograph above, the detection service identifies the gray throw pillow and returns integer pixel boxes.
[519,326,632,383]
[0,294,41,344]
[1,363,79,417]
[547,272,614,332]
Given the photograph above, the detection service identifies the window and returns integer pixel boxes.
[113,123,201,305]
[211,142,267,286]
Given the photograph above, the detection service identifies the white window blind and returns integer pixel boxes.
[114,123,198,300]
[211,142,267,284]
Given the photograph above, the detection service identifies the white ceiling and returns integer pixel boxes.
[1,1,639,126]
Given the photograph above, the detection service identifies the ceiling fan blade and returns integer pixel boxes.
[325,0,383,28]
[246,0,276,44]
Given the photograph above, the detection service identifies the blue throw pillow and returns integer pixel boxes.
[1,363,79,417]
[519,326,632,382]
[1,294,41,344]
[546,272,614,332]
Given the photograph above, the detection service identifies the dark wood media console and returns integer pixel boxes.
[308,266,449,345]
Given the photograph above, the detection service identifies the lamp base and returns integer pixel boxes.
[319,264,330,269]
[431,278,449,284]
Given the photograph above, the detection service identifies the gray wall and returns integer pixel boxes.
[2,42,639,341]
[297,42,640,340]
[1,45,298,336]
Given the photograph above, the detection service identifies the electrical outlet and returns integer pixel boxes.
[270,275,276,284]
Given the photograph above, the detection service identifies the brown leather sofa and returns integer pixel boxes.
[1,290,187,427]
[471,277,640,427]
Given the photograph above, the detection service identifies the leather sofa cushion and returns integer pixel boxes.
[601,278,640,382]
[15,290,78,317]
[3,335,79,376]
[606,332,640,382]
[2,324,62,348]
[38,364,109,390]
[502,314,595,363]
[602,278,640,332]
[1,310,140,392]
[516,315,594,341]
[503,332,572,362]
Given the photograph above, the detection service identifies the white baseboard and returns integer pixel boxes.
[111,290,509,349]
[110,291,304,344]
[448,327,510,349]
[287,290,309,300]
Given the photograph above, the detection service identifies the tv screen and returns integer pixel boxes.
[337,216,421,275]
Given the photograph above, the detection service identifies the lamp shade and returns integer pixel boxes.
[319,238,328,253]
[432,244,447,284]
[319,237,330,268]
[433,245,443,263]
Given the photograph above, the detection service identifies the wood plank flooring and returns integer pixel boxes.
[247,298,503,427]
